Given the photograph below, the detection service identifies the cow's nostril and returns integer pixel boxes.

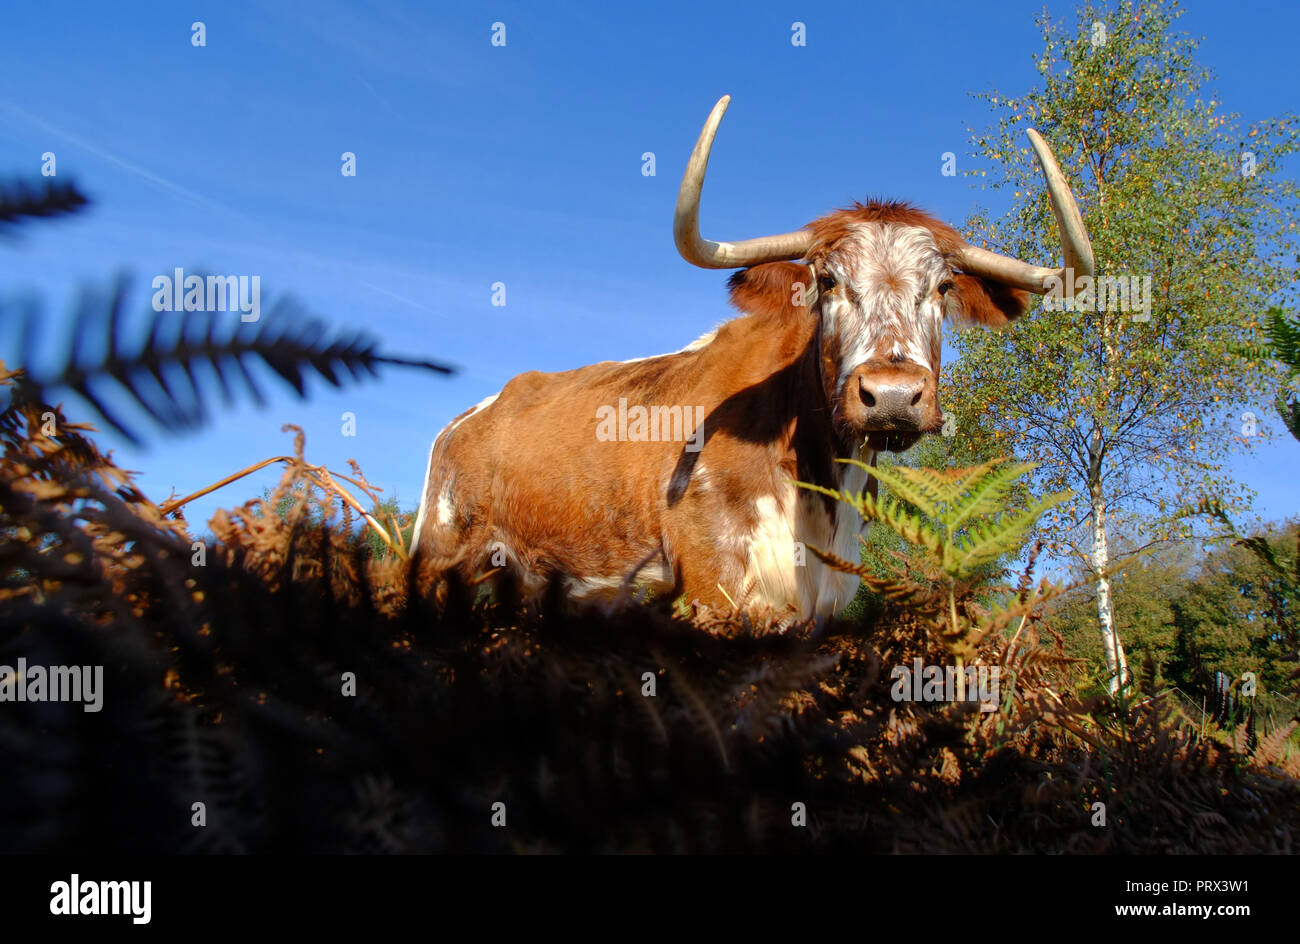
[910,389,923,406]
[859,377,876,408]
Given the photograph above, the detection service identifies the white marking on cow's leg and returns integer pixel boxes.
[566,558,675,599]
[741,490,802,612]
[799,448,875,620]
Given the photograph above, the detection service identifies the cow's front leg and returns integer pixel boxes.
[669,528,747,614]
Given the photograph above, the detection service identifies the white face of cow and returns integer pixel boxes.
[813,222,950,451]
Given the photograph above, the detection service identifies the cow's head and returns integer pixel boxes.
[674,95,1094,453]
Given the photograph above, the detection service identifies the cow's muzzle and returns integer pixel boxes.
[839,361,942,451]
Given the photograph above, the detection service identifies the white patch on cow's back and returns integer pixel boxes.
[448,393,499,434]
[616,327,719,365]
[679,327,718,353]
[409,392,501,554]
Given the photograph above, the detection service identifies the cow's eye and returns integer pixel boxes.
[937,280,955,296]
[818,274,837,291]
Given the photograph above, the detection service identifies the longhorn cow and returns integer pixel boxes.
[411,96,1093,620]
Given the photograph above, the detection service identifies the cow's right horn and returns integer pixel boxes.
[674,95,814,269]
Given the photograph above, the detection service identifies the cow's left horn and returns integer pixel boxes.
[674,95,814,269]
[952,129,1095,294]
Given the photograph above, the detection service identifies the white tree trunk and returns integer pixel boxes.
[1089,475,1129,694]
[1091,257,1129,696]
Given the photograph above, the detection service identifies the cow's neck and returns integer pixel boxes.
[698,305,864,506]
[689,306,872,617]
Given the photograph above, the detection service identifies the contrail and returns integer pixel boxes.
[0,100,247,219]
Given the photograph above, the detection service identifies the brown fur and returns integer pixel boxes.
[414,201,1032,612]
[416,259,839,610]
[805,200,967,260]
[948,273,1030,327]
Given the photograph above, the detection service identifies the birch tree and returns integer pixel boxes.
[943,0,1299,693]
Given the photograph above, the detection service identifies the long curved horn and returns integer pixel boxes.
[952,129,1095,293]
[674,95,814,269]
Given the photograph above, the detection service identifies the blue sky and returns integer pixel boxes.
[1,0,1296,538]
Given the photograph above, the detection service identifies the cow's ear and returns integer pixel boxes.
[945,273,1030,328]
[727,262,815,318]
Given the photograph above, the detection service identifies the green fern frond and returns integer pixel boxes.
[1276,390,1300,441]
[832,458,1057,579]
[849,458,1039,543]
[796,480,868,518]
[846,460,950,516]
[1265,307,1300,370]
[807,458,1068,582]
[1231,342,1280,363]
[869,493,946,557]
[801,457,1070,661]
[943,460,1039,533]
[1229,310,1299,442]
[948,490,1069,576]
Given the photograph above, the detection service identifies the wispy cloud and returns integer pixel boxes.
[0,100,248,220]
[357,279,441,315]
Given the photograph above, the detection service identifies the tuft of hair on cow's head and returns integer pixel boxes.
[675,95,1093,453]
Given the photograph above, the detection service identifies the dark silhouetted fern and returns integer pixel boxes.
[0,178,90,227]
[4,275,454,444]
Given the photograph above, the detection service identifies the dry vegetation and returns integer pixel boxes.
[3,369,1297,854]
